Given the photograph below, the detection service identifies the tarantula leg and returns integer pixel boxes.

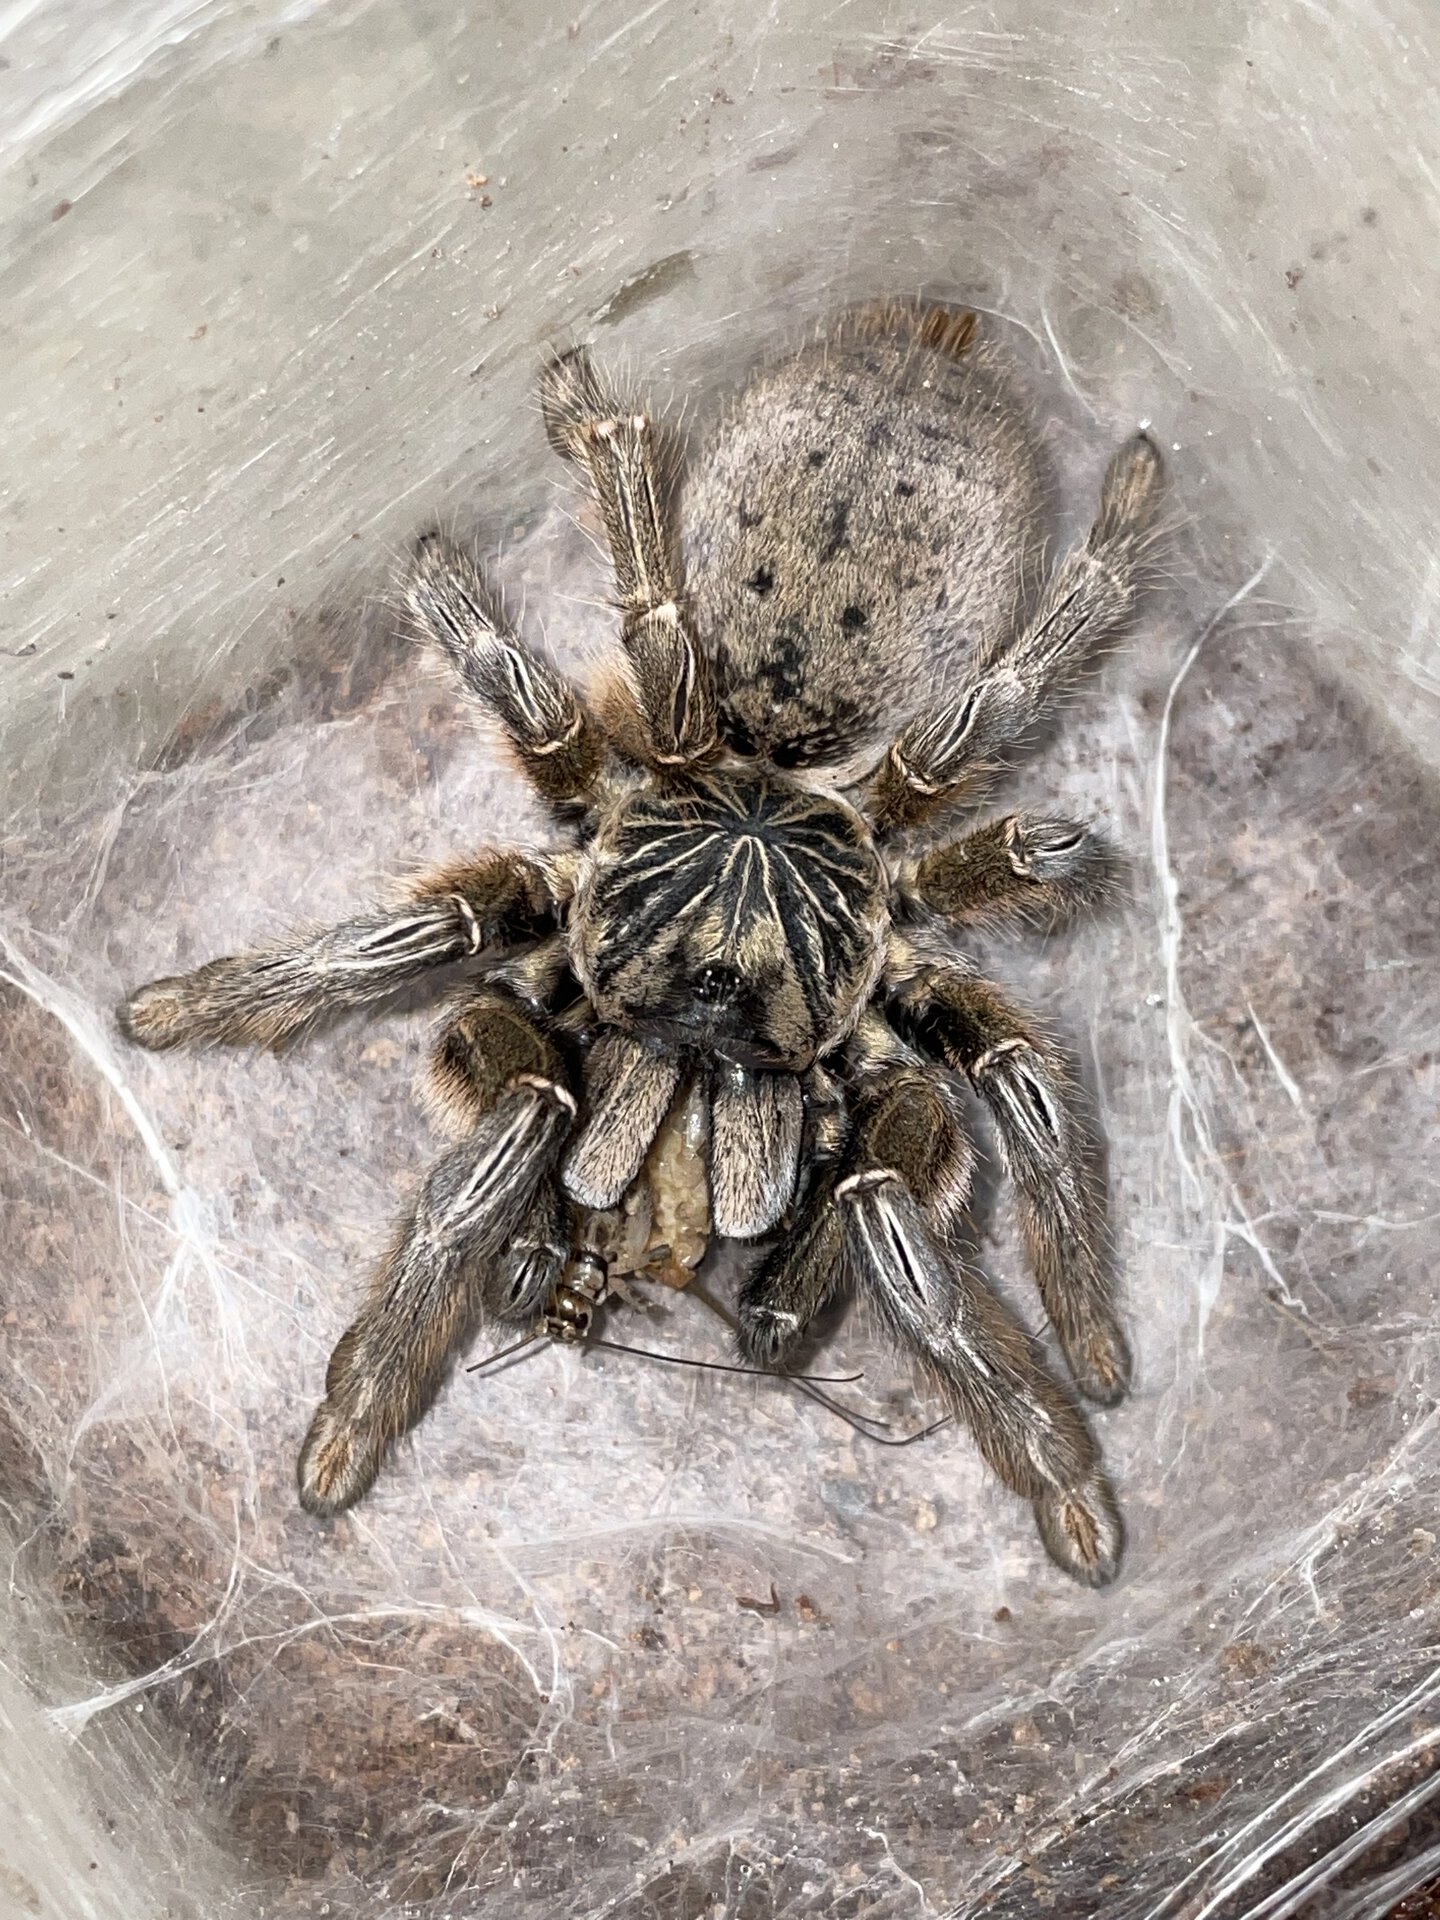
[407,533,607,812]
[891,961,1131,1407]
[118,851,555,1051]
[733,1064,851,1365]
[843,296,981,362]
[847,1048,977,1235]
[866,432,1164,829]
[562,1030,682,1211]
[743,1033,1120,1583]
[841,1169,1121,1587]
[426,981,573,1318]
[429,982,573,1323]
[735,1187,847,1369]
[539,346,719,770]
[710,1066,804,1239]
[901,813,1125,933]
[297,1031,576,1519]
[426,977,568,1132]
[734,1056,969,1366]
[490,1179,569,1324]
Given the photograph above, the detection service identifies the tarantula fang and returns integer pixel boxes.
[118,298,1161,1587]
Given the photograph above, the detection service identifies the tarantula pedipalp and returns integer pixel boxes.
[118,299,1162,1586]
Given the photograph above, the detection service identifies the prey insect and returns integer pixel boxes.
[118,298,1162,1584]
[467,1229,952,1450]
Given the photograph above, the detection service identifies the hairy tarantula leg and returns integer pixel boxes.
[562,1030,683,1211]
[840,1169,1122,1587]
[489,1179,570,1326]
[540,346,719,769]
[426,981,574,1320]
[735,1058,969,1368]
[297,1073,576,1517]
[407,533,607,812]
[735,1185,846,1369]
[118,851,555,1051]
[710,1066,804,1239]
[901,812,1126,932]
[891,962,1131,1407]
[866,432,1164,829]
[426,977,570,1134]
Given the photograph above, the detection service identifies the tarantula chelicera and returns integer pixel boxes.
[118,299,1161,1586]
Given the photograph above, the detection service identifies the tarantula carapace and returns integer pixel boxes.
[118,299,1161,1585]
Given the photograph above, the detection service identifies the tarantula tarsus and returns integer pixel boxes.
[118,298,1162,1586]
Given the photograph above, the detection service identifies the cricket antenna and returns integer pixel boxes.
[586,1335,862,1384]
[685,1278,953,1448]
[466,1271,951,1449]
[465,1331,544,1376]
[466,1325,860,1385]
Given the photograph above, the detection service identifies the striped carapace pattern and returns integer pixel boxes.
[573,770,888,1070]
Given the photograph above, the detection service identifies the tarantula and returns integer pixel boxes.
[118,298,1161,1586]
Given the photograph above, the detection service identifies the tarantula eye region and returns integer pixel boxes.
[572,768,888,1072]
[693,963,743,1008]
